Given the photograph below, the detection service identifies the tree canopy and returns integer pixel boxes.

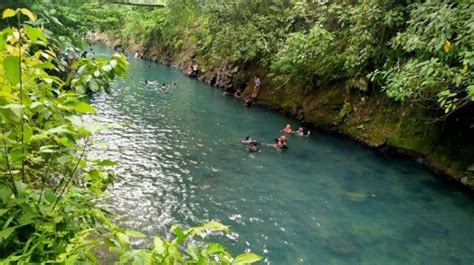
[78,0,473,118]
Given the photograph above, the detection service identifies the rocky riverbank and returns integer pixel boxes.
[90,32,474,191]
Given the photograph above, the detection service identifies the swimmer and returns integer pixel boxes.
[295,127,311,137]
[275,138,283,150]
[242,136,256,144]
[267,137,286,151]
[295,127,304,136]
[270,138,283,151]
[278,135,286,143]
[144,80,158,86]
[247,142,260,153]
[160,83,168,92]
[278,135,288,150]
[281,124,292,135]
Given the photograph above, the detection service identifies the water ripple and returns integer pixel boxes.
[86,44,474,265]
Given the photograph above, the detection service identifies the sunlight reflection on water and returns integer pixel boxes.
[86,44,474,265]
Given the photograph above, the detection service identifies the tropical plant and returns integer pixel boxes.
[116,221,262,265]
[371,1,474,116]
[270,25,339,88]
[0,8,261,264]
[0,7,126,262]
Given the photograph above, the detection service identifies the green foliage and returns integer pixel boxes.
[79,0,472,118]
[70,52,128,94]
[271,25,339,87]
[0,7,261,264]
[197,1,287,65]
[116,221,262,264]
[120,8,169,48]
[78,2,126,33]
[0,7,126,262]
[372,1,474,115]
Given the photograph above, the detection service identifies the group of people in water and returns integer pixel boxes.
[137,58,309,154]
[231,74,313,153]
[242,124,310,153]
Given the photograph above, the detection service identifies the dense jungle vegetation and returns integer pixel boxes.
[0,2,261,264]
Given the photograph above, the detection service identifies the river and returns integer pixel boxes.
[88,44,474,265]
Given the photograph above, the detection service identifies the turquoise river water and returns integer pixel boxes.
[88,45,474,265]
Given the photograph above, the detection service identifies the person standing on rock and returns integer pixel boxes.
[234,88,242,98]
[253,75,261,96]
[190,62,200,78]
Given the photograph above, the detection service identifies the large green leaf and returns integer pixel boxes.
[0,32,7,51]
[95,160,118,166]
[171,225,186,243]
[0,209,9,216]
[14,181,28,193]
[25,26,47,43]
[233,253,262,265]
[66,115,83,127]
[19,8,37,22]
[206,242,226,254]
[50,16,63,26]
[0,227,15,241]
[153,236,164,254]
[2,9,16,19]
[47,126,73,135]
[44,188,56,203]
[125,230,146,238]
[117,232,130,246]
[1,103,23,122]
[3,56,20,85]
[57,155,72,165]
[69,101,96,114]
[189,220,229,239]
[0,185,12,204]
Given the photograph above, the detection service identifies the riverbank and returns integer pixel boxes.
[90,32,474,191]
